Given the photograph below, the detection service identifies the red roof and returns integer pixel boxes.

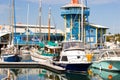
[71,0,79,4]
[61,0,86,8]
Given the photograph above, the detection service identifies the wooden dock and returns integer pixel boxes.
[0,62,65,74]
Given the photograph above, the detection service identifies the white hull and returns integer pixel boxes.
[91,49,120,71]
[31,55,47,62]
[52,40,93,72]
[30,51,52,63]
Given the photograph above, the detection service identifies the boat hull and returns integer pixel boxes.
[31,55,48,62]
[2,54,22,62]
[91,60,120,71]
[53,62,92,72]
[30,52,52,63]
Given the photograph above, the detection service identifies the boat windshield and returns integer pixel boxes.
[100,50,117,58]
[62,42,84,50]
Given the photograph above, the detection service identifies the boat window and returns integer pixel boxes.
[108,51,116,57]
[61,56,68,61]
[101,53,108,58]
[62,42,84,50]
[115,51,120,57]
[77,56,80,59]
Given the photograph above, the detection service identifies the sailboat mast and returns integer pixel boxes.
[11,0,15,45]
[39,0,42,35]
[81,0,84,42]
[8,0,12,45]
[26,4,29,45]
[48,7,51,41]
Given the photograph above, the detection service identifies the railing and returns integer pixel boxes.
[14,41,40,45]
[61,9,90,15]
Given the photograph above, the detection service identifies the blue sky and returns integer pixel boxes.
[0,0,120,34]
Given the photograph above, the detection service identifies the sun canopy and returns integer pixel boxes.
[0,32,10,37]
[47,41,58,46]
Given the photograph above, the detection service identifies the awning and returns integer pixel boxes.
[0,32,10,37]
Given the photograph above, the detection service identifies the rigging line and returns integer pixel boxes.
[72,9,80,23]
[38,0,43,42]
[84,0,87,7]
[51,11,58,41]
[81,0,84,42]
[39,0,42,34]
[13,0,16,34]
[8,0,12,45]
[32,14,38,45]
[11,0,15,45]
[72,0,85,24]
[26,3,29,45]
[8,0,12,27]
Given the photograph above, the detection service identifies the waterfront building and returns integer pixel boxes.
[0,24,64,47]
[61,0,108,46]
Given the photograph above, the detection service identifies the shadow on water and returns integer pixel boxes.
[63,72,90,80]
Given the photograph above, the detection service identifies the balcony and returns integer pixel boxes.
[61,9,90,16]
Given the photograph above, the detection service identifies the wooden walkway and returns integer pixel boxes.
[0,62,65,74]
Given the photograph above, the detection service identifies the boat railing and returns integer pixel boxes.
[63,48,85,52]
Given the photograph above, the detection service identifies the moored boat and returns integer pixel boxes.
[1,54,21,62]
[91,49,120,71]
[1,45,22,62]
[52,40,93,72]
[30,41,61,63]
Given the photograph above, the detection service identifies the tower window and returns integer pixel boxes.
[91,30,93,33]
[88,29,94,33]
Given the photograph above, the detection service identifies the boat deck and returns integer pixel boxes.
[0,62,65,74]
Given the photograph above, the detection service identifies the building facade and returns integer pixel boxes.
[61,0,108,46]
[0,24,64,46]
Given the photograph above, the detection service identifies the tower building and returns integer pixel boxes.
[61,0,108,46]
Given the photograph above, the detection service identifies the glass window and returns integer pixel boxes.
[61,56,68,61]
[91,30,93,33]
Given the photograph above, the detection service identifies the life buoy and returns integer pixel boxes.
[108,75,112,79]
[108,64,112,69]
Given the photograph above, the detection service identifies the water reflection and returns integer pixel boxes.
[88,68,120,80]
[0,68,17,80]
[0,68,120,80]
[0,68,90,80]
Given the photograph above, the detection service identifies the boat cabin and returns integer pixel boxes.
[44,45,62,54]
[61,40,85,51]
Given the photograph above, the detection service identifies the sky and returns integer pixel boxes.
[0,0,120,34]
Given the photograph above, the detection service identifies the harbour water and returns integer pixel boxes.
[0,68,88,80]
[0,67,120,80]
[0,54,120,80]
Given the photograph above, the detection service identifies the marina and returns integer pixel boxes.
[0,62,65,74]
[0,0,120,80]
